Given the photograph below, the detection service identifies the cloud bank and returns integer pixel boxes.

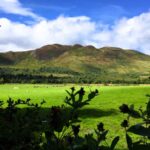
[0,1,150,54]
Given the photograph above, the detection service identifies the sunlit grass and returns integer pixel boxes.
[0,84,150,149]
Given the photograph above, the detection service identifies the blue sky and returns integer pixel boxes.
[1,0,150,23]
[0,0,150,54]
[29,0,149,20]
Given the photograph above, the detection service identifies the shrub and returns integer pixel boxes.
[0,88,119,150]
[120,94,150,150]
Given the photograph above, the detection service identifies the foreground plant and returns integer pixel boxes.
[120,94,150,150]
[0,87,119,150]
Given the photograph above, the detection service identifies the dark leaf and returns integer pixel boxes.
[119,104,130,114]
[130,110,141,118]
[132,143,150,150]
[97,122,104,132]
[147,100,150,117]
[126,133,133,150]
[110,136,120,150]
[98,130,108,142]
[128,125,150,136]
[121,120,129,128]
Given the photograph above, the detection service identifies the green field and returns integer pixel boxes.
[0,84,150,149]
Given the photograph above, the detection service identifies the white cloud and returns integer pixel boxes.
[0,0,43,20]
[0,12,150,55]
[0,16,96,51]
[85,12,150,55]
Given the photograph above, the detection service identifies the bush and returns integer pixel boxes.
[0,88,119,150]
[120,94,150,150]
[1,87,149,149]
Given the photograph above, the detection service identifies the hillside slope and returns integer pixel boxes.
[0,44,149,82]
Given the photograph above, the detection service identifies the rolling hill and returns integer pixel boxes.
[0,44,150,83]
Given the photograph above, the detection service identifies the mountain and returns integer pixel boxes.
[0,44,150,82]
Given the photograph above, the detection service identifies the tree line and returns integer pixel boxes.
[0,67,149,84]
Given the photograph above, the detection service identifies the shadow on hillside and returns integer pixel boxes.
[78,108,118,118]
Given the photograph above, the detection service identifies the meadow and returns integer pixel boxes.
[0,84,150,149]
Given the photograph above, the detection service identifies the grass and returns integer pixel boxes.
[0,84,150,149]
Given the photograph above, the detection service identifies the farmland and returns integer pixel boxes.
[0,84,150,149]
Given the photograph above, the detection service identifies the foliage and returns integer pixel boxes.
[120,95,150,149]
[0,67,149,84]
[0,87,119,150]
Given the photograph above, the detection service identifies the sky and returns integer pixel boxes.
[0,0,150,54]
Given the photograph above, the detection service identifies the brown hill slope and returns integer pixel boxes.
[0,44,149,76]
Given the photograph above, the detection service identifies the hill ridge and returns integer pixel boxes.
[0,44,149,80]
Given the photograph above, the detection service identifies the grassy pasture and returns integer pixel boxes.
[0,84,150,149]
